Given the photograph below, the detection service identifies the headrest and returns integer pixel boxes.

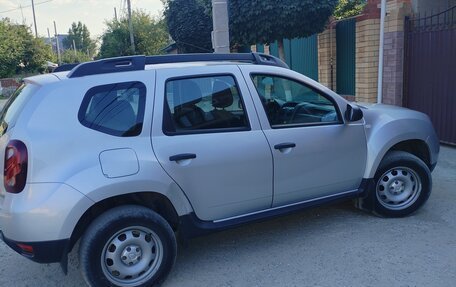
[175,80,202,108]
[212,80,234,109]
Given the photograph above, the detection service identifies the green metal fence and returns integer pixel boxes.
[258,35,319,81]
[336,18,356,96]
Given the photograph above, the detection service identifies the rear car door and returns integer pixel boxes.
[152,65,273,221]
[241,66,367,207]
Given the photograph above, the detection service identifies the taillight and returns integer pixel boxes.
[4,140,27,193]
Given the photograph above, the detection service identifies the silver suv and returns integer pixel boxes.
[0,53,439,287]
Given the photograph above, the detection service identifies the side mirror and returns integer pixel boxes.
[345,104,363,122]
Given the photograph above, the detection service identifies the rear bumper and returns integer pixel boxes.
[0,182,93,242]
[0,230,69,263]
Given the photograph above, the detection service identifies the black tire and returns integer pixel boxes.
[364,151,432,217]
[79,205,177,287]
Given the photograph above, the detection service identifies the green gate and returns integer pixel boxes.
[261,35,318,81]
[336,18,356,96]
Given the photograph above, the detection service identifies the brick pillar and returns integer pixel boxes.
[355,0,381,103]
[318,23,337,90]
[382,0,412,106]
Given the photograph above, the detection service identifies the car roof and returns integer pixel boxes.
[28,53,288,84]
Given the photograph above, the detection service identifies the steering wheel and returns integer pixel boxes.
[290,103,312,124]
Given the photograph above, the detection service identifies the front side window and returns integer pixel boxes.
[163,75,249,134]
[79,82,146,137]
[251,74,341,128]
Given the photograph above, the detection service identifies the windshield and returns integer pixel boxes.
[0,84,38,136]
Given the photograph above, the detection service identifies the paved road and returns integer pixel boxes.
[0,146,455,287]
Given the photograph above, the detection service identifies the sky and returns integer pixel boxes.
[0,0,164,38]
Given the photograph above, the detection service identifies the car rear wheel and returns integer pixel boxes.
[362,151,432,217]
[79,205,177,287]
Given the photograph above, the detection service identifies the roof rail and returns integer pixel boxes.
[53,63,79,73]
[67,53,289,78]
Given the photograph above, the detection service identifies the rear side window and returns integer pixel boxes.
[0,84,37,136]
[163,75,249,135]
[78,82,146,137]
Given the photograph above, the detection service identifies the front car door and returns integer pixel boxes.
[240,66,367,207]
[152,65,273,221]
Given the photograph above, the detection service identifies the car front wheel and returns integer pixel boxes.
[364,151,432,217]
[79,205,177,287]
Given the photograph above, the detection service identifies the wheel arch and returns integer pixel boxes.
[365,137,432,179]
[69,192,181,251]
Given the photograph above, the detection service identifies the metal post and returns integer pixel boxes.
[126,0,136,53]
[114,7,118,22]
[73,39,77,55]
[54,21,62,65]
[211,0,230,53]
[31,0,38,37]
[377,0,386,104]
[47,28,52,49]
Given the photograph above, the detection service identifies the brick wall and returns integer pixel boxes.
[355,18,381,102]
[382,0,412,105]
[317,26,337,91]
[0,78,21,97]
[0,78,21,89]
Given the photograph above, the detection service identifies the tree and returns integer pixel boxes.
[229,0,338,60]
[99,10,169,58]
[164,0,213,53]
[163,1,337,59]
[0,19,25,77]
[22,37,55,73]
[334,0,367,20]
[63,22,97,57]
[0,18,54,77]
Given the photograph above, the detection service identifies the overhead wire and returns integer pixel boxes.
[0,0,53,14]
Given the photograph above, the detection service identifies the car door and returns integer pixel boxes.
[240,66,367,207]
[151,65,273,221]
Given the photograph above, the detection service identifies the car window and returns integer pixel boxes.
[0,84,38,135]
[79,82,146,137]
[163,75,249,134]
[251,74,341,128]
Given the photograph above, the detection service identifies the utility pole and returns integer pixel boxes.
[114,7,118,22]
[54,21,62,65]
[211,0,230,53]
[73,39,77,56]
[47,28,52,49]
[126,0,136,53]
[31,0,38,37]
[20,5,25,25]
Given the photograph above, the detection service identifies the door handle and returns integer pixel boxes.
[169,153,197,162]
[274,143,296,150]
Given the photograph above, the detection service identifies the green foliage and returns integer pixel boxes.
[98,10,169,58]
[61,50,91,64]
[63,22,97,57]
[164,0,213,53]
[0,18,54,78]
[0,19,25,77]
[229,0,338,46]
[22,37,55,73]
[163,0,337,55]
[334,0,366,20]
